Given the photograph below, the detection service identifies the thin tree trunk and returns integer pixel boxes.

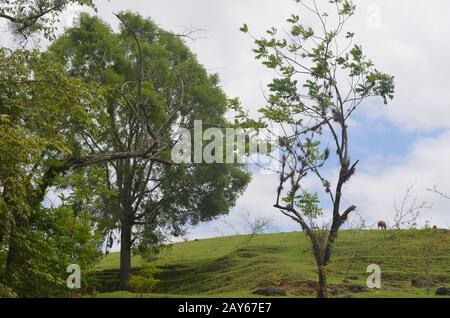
[323,221,341,265]
[317,265,327,298]
[309,234,329,298]
[119,220,132,290]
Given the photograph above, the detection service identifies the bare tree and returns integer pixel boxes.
[392,184,432,230]
[239,212,273,246]
[428,186,450,201]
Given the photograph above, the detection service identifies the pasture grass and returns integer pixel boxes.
[92,229,450,298]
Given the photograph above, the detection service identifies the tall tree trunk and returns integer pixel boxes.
[317,265,327,298]
[119,220,132,290]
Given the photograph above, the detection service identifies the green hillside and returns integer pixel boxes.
[92,229,450,298]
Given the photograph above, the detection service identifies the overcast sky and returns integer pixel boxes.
[4,0,450,239]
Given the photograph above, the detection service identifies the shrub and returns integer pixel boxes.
[0,283,18,298]
[128,263,161,295]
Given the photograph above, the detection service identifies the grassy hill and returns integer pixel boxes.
[92,229,450,298]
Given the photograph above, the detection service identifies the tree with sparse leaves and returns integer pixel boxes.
[241,0,394,297]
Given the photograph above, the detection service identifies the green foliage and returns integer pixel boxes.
[0,119,47,235]
[242,1,395,126]
[0,0,96,40]
[284,192,323,219]
[49,12,251,286]
[4,205,103,297]
[128,263,161,294]
[0,283,17,298]
[0,47,104,296]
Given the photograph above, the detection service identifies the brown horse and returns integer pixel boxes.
[378,220,387,230]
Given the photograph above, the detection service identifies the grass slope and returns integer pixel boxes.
[93,229,450,298]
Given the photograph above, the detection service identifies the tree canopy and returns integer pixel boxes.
[49,12,250,288]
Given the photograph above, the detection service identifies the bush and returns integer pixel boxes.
[0,283,18,298]
[128,263,161,295]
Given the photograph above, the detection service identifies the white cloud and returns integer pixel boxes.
[185,173,300,240]
[346,130,450,228]
[347,0,450,131]
[48,1,450,236]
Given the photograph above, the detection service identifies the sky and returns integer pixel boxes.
[2,0,449,239]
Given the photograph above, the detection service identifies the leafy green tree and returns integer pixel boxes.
[49,12,250,289]
[241,0,394,297]
[0,9,155,296]
[0,1,246,296]
[0,48,105,296]
[0,0,95,40]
